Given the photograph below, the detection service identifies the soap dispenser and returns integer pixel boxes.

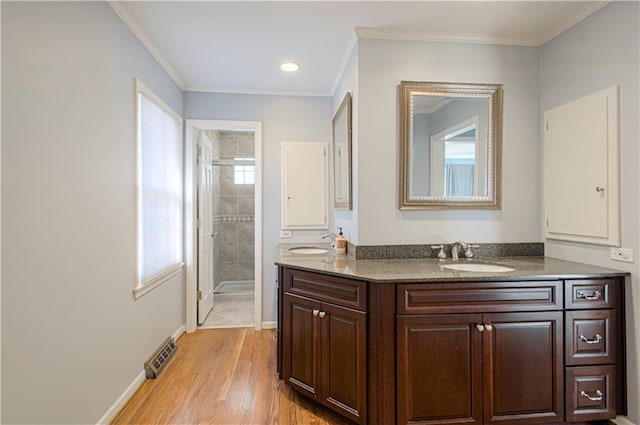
[335,227,347,255]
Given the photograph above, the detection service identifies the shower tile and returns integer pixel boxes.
[237,183,255,196]
[238,221,255,242]
[238,262,255,280]
[238,138,254,157]
[221,262,239,281]
[238,241,254,261]
[238,196,254,216]
[220,173,237,196]
[219,138,238,157]
[220,196,238,216]
[220,241,239,262]
[218,222,238,242]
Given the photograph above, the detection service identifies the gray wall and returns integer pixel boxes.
[2,2,185,423]
[183,92,333,325]
[540,2,640,422]
[356,38,541,245]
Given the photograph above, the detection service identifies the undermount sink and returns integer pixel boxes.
[287,246,330,255]
[442,263,515,273]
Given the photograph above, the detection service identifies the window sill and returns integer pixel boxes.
[133,263,184,300]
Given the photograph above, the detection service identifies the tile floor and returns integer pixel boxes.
[199,297,254,329]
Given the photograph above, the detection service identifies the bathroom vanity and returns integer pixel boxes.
[275,247,628,425]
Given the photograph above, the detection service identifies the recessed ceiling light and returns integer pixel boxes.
[280,62,300,72]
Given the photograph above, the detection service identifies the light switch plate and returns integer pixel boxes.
[610,247,633,263]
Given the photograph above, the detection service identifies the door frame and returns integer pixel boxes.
[185,119,263,333]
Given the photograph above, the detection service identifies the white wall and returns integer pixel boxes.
[332,45,358,244]
[356,39,541,245]
[2,2,185,423]
[183,92,332,324]
[540,2,640,423]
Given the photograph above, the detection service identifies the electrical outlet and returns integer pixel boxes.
[280,230,292,238]
[610,247,634,263]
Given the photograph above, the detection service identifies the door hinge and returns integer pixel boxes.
[546,121,549,131]
[196,218,200,228]
[197,290,203,301]
[546,218,549,228]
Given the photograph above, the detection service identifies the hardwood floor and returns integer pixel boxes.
[112,328,353,425]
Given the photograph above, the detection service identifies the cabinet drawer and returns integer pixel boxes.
[565,279,616,310]
[566,365,616,422]
[284,269,366,311]
[397,281,562,314]
[566,310,615,366]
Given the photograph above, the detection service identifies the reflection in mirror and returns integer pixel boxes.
[333,92,352,210]
[400,81,503,209]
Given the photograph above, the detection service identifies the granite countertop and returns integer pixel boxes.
[275,243,629,283]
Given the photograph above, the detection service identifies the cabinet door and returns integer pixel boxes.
[282,293,321,400]
[397,314,483,425]
[320,303,367,424]
[483,312,564,425]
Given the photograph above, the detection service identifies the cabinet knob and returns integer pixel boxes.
[312,309,319,317]
[579,334,602,344]
[580,390,603,401]
[476,324,485,332]
[318,311,326,319]
[596,186,605,192]
[485,324,493,332]
[576,290,601,300]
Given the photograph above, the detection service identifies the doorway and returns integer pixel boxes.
[185,120,263,333]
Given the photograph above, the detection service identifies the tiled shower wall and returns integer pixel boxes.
[212,131,255,288]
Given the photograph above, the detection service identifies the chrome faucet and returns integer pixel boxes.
[451,241,480,260]
[450,241,468,261]
[322,233,337,249]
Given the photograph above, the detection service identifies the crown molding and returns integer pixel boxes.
[537,1,610,46]
[355,27,539,47]
[107,1,186,90]
[330,31,358,98]
[185,85,331,98]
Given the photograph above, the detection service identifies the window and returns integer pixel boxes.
[234,158,255,185]
[134,78,183,298]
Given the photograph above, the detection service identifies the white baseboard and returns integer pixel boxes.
[262,321,277,329]
[95,370,146,425]
[612,416,638,425]
[96,324,186,425]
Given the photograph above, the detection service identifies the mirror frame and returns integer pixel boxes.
[399,81,503,210]
[333,92,352,210]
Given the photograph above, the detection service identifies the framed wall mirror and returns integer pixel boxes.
[333,92,352,210]
[400,81,503,210]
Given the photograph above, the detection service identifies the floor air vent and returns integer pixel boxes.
[144,336,177,379]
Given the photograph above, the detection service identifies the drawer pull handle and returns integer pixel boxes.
[579,334,602,344]
[318,311,326,319]
[576,290,602,300]
[580,390,603,401]
[312,309,320,317]
[476,324,485,332]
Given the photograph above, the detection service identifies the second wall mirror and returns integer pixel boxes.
[333,92,352,210]
[400,81,503,210]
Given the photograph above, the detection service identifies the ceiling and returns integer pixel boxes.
[109,1,608,97]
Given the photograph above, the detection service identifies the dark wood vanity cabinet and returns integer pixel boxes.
[396,282,564,425]
[280,269,367,424]
[277,267,626,425]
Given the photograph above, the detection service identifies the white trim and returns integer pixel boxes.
[185,85,330,98]
[185,120,263,333]
[355,27,540,47]
[134,78,184,299]
[107,1,186,90]
[261,321,277,330]
[132,263,184,300]
[330,31,358,98]
[537,1,610,46]
[95,324,185,425]
[95,370,146,425]
[611,417,638,425]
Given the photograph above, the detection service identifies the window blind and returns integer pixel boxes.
[136,84,183,291]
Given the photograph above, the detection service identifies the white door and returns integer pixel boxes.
[197,132,215,324]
